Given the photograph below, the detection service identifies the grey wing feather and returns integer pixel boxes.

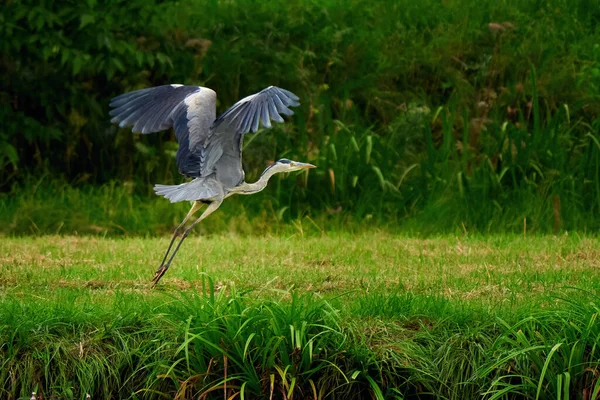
[210,86,300,135]
[259,103,271,128]
[201,86,300,187]
[109,85,200,134]
[109,85,216,178]
[267,98,284,122]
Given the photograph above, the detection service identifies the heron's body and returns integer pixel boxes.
[109,84,314,284]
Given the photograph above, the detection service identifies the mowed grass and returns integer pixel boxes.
[3,234,600,303]
[2,234,600,399]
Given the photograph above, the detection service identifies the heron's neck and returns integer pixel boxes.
[233,165,279,195]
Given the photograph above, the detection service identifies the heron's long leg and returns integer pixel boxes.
[152,199,223,286]
[158,201,204,268]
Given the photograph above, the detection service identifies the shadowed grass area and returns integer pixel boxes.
[2,235,600,398]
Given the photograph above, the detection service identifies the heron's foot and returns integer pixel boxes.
[151,264,169,287]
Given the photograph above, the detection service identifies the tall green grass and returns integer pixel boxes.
[3,283,600,399]
[3,84,600,236]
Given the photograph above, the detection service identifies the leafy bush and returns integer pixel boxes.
[2,0,600,233]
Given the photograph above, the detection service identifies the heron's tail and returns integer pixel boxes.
[154,179,218,203]
[154,183,195,203]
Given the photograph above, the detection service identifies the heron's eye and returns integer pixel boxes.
[290,162,296,167]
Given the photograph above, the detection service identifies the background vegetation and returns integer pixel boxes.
[2,0,600,235]
[3,2,600,398]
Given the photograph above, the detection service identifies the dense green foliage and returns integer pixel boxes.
[2,235,600,398]
[2,0,600,233]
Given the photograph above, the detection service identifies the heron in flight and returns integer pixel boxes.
[109,85,315,285]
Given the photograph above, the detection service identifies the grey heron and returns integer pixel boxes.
[109,85,315,285]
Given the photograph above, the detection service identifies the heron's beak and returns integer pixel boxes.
[294,162,316,169]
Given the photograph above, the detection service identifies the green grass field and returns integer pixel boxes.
[2,234,600,399]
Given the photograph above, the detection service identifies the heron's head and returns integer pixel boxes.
[268,158,316,174]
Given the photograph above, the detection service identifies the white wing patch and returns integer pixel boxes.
[184,88,217,151]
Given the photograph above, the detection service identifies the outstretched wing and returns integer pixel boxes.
[201,86,300,187]
[109,84,216,177]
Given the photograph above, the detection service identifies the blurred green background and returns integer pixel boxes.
[2,0,600,235]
